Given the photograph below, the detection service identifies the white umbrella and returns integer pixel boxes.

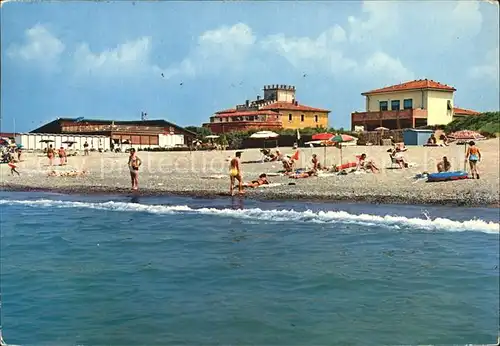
[249,131,279,139]
[205,135,220,139]
[375,127,390,131]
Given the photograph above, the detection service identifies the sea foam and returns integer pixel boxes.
[1,199,498,234]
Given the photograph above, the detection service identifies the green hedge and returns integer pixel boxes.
[445,111,500,137]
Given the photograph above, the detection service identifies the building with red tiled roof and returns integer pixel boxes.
[351,79,479,131]
[452,107,480,118]
[204,85,330,134]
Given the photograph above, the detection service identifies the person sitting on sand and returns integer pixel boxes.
[357,153,380,173]
[229,151,243,195]
[437,156,451,172]
[439,133,449,146]
[427,134,437,145]
[312,154,322,171]
[282,157,295,174]
[390,149,408,169]
[243,173,270,188]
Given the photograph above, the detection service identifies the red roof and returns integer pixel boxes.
[213,110,280,118]
[260,101,330,113]
[215,108,237,114]
[453,107,480,116]
[362,79,456,95]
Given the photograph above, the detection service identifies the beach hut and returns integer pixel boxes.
[403,129,434,146]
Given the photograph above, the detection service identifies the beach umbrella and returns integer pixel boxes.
[312,132,333,141]
[249,131,279,139]
[375,127,390,131]
[250,131,279,148]
[205,135,220,139]
[330,134,356,164]
[449,130,485,141]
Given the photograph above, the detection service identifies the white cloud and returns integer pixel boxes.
[468,47,499,81]
[359,52,415,82]
[73,36,159,78]
[260,25,356,75]
[347,1,400,44]
[7,24,65,69]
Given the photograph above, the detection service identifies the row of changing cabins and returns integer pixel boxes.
[12,129,440,151]
[13,133,186,151]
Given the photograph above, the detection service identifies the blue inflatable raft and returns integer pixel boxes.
[427,171,468,182]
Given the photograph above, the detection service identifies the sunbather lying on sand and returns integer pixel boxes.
[243,173,270,188]
[290,169,317,179]
[357,154,380,173]
[48,170,88,177]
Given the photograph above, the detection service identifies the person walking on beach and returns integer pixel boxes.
[8,158,20,176]
[84,141,89,156]
[47,145,55,166]
[58,147,67,165]
[229,151,243,196]
[128,148,142,190]
[466,141,481,179]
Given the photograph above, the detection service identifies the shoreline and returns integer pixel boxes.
[2,183,499,208]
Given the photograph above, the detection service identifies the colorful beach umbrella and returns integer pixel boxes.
[449,130,485,140]
[312,133,333,141]
[330,134,356,164]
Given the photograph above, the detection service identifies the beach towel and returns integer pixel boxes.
[317,172,337,177]
[266,172,284,177]
[201,175,226,179]
[256,183,282,188]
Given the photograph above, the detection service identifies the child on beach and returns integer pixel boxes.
[128,148,142,190]
[466,141,481,179]
[8,158,20,176]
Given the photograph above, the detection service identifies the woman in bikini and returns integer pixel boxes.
[47,145,55,166]
[244,173,270,188]
[466,141,481,179]
[128,148,142,190]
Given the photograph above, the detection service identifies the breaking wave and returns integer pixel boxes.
[1,199,498,234]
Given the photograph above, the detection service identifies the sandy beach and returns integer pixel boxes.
[1,139,499,207]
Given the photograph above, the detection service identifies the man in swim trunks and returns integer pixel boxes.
[128,148,142,190]
[466,141,481,179]
[229,151,243,195]
[437,156,451,172]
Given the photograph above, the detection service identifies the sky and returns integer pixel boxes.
[1,0,499,133]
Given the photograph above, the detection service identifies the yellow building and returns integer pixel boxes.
[204,85,330,134]
[351,79,478,131]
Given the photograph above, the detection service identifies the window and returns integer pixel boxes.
[301,114,305,122]
[379,101,388,111]
[288,114,293,121]
[403,99,413,110]
[391,100,400,111]
[314,115,318,122]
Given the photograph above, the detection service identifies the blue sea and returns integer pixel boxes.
[0,191,499,345]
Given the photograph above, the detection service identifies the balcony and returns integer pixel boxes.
[351,108,428,123]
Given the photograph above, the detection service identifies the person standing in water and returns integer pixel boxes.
[229,151,243,195]
[128,148,142,190]
[466,141,481,179]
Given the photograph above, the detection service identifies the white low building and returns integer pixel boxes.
[15,133,111,151]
